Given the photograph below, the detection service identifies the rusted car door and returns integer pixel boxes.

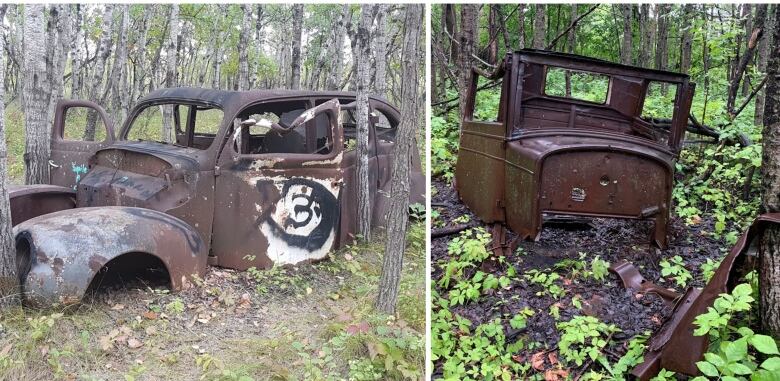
[49,100,115,189]
[212,99,345,270]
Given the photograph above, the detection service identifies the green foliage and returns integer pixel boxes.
[659,255,693,288]
[557,316,619,367]
[524,269,566,299]
[430,116,459,183]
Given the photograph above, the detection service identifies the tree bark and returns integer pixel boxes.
[70,4,84,98]
[132,7,151,103]
[374,4,388,97]
[620,4,632,65]
[356,5,375,241]
[487,5,498,65]
[533,4,546,49]
[46,5,70,126]
[638,4,653,68]
[108,5,129,125]
[290,4,304,90]
[518,4,526,49]
[680,4,694,74]
[654,4,670,71]
[457,4,477,121]
[0,4,19,308]
[728,4,768,116]
[565,5,576,96]
[162,4,179,142]
[376,4,422,315]
[444,5,457,62]
[211,5,225,89]
[327,5,349,91]
[743,4,754,97]
[756,5,774,125]
[250,5,264,89]
[83,5,114,141]
[23,4,51,185]
[761,4,780,337]
[237,4,252,91]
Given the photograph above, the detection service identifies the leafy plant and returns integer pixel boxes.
[557,316,619,366]
[659,256,693,288]
[524,269,566,299]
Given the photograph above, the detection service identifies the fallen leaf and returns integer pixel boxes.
[345,321,370,335]
[531,351,546,371]
[111,304,125,311]
[0,344,11,357]
[127,338,143,349]
[544,369,569,381]
[142,311,158,320]
[562,278,572,286]
[344,253,353,261]
[145,326,158,335]
[547,352,558,366]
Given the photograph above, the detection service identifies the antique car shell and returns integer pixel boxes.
[455,49,695,248]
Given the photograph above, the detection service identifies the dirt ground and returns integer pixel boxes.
[0,224,425,381]
[431,179,729,377]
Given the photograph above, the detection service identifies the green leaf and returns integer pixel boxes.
[704,352,725,367]
[761,358,780,371]
[724,338,749,362]
[752,335,780,355]
[697,361,719,377]
[729,362,753,375]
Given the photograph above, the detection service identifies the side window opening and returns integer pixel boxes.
[544,67,610,104]
[641,81,679,121]
[125,103,223,150]
[471,76,502,122]
[374,110,397,143]
[62,106,108,142]
[235,100,334,156]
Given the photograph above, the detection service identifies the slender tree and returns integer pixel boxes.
[533,4,546,49]
[327,5,349,91]
[376,4,422,315]
[457,4,477,121]
[108,5,129,124]
[756,5,774,125]
[655,4,670,71]
[70,4,84,98]
[761,4,780,337]
[290,4,304,90]
[162,4,179,142]
[680,4,694,74]
[620,4,632,65]
[728,4,768,116]
[518,4,526,49]
[22,4,51,185]
[638,4,653,68]
[237,4,251,91]
[356,5,375,241]
[83,5,114,141]
[374,4,388,97]
[0,4,18,308]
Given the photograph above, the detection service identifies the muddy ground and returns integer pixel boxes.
[431,179,729,377]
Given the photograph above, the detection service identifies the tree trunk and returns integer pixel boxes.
[655,4,670,71]
[518,4,526,49]
[458,4,477,121]
[376,4,422,315]
[761,4,780,337]
[445,5,457,62]
[132,8,151,103]
[211,5,225,89]
[108,5,129,125]
[46,5,70,126]
[290,4,304,90]
[533,4,546,49]
[0,4,19,308]
[250,5,264,89]
[23,4,51,185]
[743,4,754,97]
[356,5,375,241]
[70,4,83,98]
[237,4,251,91]
[487,5,498,65]
[565,5,576,96]
[83,5,114,141]
[756,5,774,125]
[680,4,694,74]
[162,4,179,142]
[728,4,768,116]
[638,4,653,68]
[620,4,632,65]
[327,5,349,91]
[374,5,388,97]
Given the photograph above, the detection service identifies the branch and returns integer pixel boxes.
[546,5,600,50]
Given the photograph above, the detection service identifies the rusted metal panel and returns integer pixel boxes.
[616,213,780,380]
[9,185,76,226]
[13,206,207,306]
[454,49,695,248]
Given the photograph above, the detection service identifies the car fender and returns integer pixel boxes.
[14,206,207,306]
[9,185,76,226]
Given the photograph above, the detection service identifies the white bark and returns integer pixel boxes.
[237,4,251,90]
[162,4,179,142]
[22,4,51,185]
[356,5,376,241]
[327,5,350,91]
[83,4,114,141]
[290,4,303,90]
[374,5,388,97]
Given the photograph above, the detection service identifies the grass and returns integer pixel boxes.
[0,222,425,381]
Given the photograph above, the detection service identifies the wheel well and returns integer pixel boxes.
[86,252,172,294]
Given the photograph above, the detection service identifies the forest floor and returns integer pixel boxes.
[431,178,730,379]
[0,223,425,381]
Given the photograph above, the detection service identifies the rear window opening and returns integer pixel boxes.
[234,100,333,156]
[544,66,610,104]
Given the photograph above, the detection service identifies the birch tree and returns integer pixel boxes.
[374,5,388,97]
[108,5,129,124]
[533,4,546,49]
[237,4,251,91]
[326,5,349,91]
[162,4,179,142]
[70,4,84,98]
[290,4,303,90]
[83,5,114,141]
[356,5,375,241]
[0,4,18,308]
[376,3,422,314]
[620,4,632,65]
[22,4,51,185]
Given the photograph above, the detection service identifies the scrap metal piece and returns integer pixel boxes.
[609,260,681,305]
[626,213,780,380]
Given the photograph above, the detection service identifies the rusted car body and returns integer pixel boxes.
[10,88,425,305]
[609,213,780,379]
[455,49,695,247]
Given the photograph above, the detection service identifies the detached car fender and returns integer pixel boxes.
[14,206,207,306]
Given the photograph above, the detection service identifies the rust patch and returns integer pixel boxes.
[88,255,109,273]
